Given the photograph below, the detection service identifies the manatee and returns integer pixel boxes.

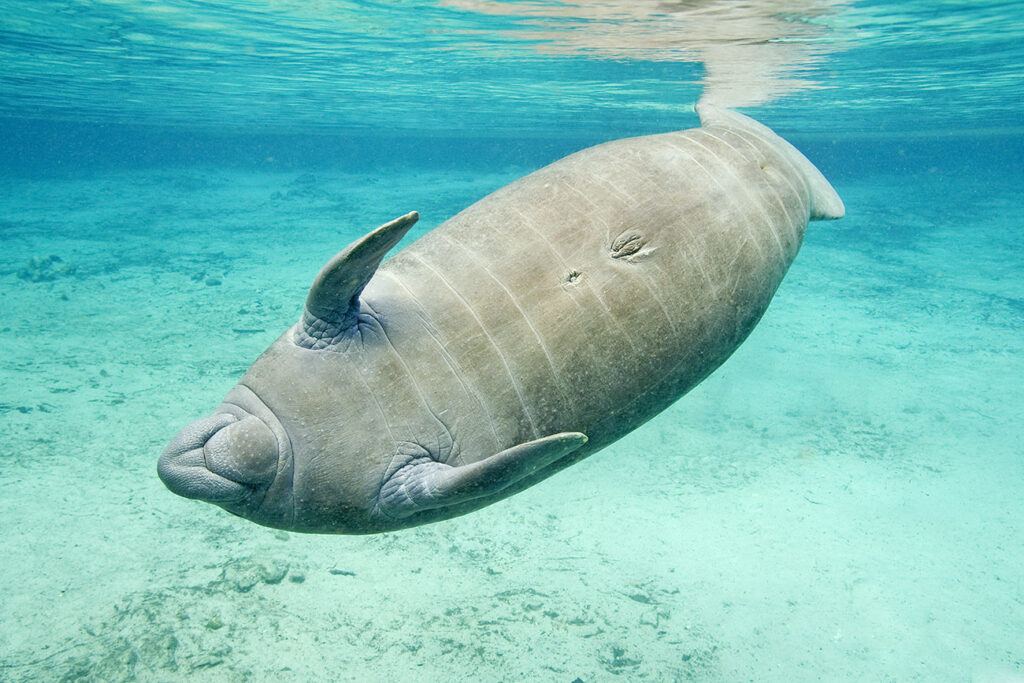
[158,104,844,534]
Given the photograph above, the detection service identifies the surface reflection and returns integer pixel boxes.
[442,0,850,107]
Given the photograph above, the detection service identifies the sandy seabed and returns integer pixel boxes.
[0,154,1021,682]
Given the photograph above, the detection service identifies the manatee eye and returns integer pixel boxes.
[203,415,279,487]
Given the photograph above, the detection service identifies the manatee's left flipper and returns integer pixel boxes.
[376,432,588,519]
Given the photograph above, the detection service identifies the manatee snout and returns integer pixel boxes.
[158,411,279,505]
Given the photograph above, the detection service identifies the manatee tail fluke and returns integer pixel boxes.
[374,432,588,520]
[696,102,845,222]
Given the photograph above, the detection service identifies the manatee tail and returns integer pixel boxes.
[696,102,845,221]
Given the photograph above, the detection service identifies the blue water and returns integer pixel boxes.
[1,1,1022,681]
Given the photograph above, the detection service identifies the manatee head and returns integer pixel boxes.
[156,213,421,532]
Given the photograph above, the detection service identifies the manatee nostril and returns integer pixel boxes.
[203,415,279,487]
[164,413,237,458]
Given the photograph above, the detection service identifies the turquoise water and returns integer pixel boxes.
[1,1,1022,681]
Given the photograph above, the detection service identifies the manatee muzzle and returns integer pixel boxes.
[158,387,285,506]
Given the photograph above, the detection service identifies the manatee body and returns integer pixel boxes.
[158,104,844,534]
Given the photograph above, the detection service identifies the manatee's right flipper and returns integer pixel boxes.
[297,211,419,349]
[375,432,588,520]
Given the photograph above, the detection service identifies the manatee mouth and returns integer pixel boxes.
[158,386,285,506]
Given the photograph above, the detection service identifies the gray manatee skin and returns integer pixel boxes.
[158,104,844,534]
